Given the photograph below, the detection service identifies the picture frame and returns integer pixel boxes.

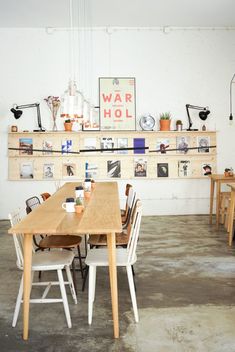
[82,106,100,131]
[99,77,136,131]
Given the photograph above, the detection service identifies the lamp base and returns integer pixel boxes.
[187,128,198,131]
[33,129,46,132]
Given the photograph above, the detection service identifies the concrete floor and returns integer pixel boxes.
[1,215,235,351]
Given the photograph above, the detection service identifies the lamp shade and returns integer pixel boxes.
[60,80,84,119]
[199,109,210,121]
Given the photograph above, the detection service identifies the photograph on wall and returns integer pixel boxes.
[99,77,136,131]
[100,137,115,152]
[42,140,53,155]
[19,138,33,155]
[20,161,34,179]
[156,138,170,154]
[157,163,169,177]
[85,162,98,179]
[62,163,76,177]
[107,160,121,178]
[43,163,54,179]
[202,163,212,176]
[176,136,190,154]
[133,138,145,154]
[116,138,128,154]
[134,158,147,177]
[198,136,210,153]
[61,139,72,155]
[83,138,97,151]
[178,160,191,177]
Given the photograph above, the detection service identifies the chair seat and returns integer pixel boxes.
[88,232,128,247]
[85,248,136,267]
[39,235,82,249]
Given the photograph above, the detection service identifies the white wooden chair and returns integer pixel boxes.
[85,200,142,324]
[9,208,77,329]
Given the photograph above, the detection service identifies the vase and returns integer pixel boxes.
[52,111,58,131]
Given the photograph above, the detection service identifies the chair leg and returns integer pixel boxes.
[71,259,77,295]
[126,265,139,323]
[77,246,84,279]
[65,265,77,304]
[57,269,72,328]
[82,265,89,291]
[88,265,96,325]
[12,275,24,327]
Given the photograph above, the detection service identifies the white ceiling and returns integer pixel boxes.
[0,0,235,28]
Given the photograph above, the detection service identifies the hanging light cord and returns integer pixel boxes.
[229,73,235,121]
[69,0,75,82]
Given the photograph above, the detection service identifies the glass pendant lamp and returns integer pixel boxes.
[61,79,84,119]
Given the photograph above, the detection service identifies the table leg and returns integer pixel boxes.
[216,181,221,229]
[107,233,119,338]
[209,179,215,224]
[23,234,32,340]
[228,191,235,246]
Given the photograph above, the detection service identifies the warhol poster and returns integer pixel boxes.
[99,77,136,131]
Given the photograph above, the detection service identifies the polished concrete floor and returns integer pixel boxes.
[1,215,235,351]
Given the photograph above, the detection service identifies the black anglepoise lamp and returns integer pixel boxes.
[185,104,210,131]
[10,103,45,132]
[229,73,235,123]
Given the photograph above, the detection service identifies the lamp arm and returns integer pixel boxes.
[185,104,192,130]
[229,73,235,120]
[16,103,45,131]
[16,103,39,109]
[186,104,207,111]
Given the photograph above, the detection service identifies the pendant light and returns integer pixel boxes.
[60,0,84,122]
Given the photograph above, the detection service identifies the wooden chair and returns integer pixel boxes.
[25,195,84,293]
[85,200,142,324]
[9,208,77,328]
[120,183,132,217]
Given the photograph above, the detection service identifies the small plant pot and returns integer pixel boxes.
[75,205,84,214]
[84,191,91,200]
[224,171,230,177]
[176,124,182,131]
[160,120,171,131]
[91,182,95,191]
[64,122,73,131]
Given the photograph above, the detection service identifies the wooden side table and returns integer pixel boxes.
[209,174,235,228]
[227,183,235,246]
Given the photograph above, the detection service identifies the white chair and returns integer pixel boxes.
[9,208,77,329]
[85,200,142,325]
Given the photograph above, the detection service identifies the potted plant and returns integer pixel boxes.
[159,112,171,131]
[224,168,234,177]
[64,119,73,131]
[84,188,91,200]
[176,120,183,131]
[74,197,84,213]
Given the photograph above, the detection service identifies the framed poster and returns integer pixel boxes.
[99,77,136,131]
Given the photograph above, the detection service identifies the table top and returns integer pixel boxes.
[209,174,235,181]
[8,182,122,235]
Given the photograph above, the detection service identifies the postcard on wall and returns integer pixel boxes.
[176,136,190,154]
[198,136,210,153]
[62,163,76,177]
[85,162,98,179]
[83,138,97,151]
[133,138,145,154]
[43,163,54,179]
[20,161,34,179]
[157,163,169,177]
[100,137,115,152]
[202,163,212,176]
[134,158,147,177]
[107,160,121,178]
[116,138,128,154]
[62,139,72,155]
[42,140,53,155]
[178,160,191,177]
[19,138,33,155]
[99,77,136,131]
[156,138,170,154]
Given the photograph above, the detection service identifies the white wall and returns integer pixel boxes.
[0,27,235,219]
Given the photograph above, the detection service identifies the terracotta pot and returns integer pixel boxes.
[160,119,171,131]
[84,191,91,200]
[75,205,84,213]
[91,182,95,191]
[64,122,73,131]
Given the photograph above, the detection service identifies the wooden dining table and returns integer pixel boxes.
[209,174,235,228]
[8,181,122,340]
[227,182,235,246]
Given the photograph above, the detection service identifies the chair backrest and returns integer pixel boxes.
[25,196,41,214]
[127,200,142,263]
[123,187,136,229]
[9,208,27,269]
[41,192,51,202]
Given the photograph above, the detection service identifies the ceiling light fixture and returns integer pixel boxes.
[229,73,235,124]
